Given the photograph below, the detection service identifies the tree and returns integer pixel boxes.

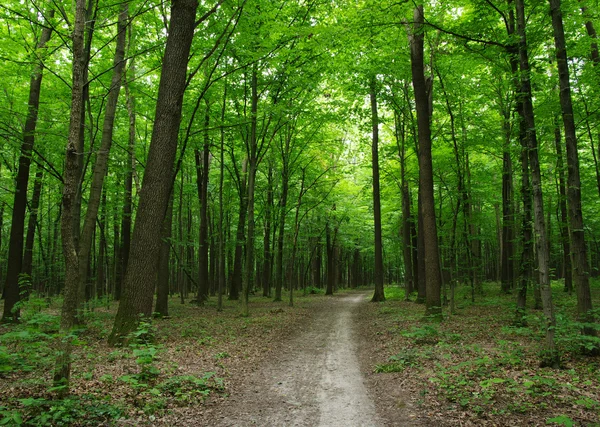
[2,10,53,322]
[549,0,597,347]
[109,0,201,344]
[409,5,442,316]
[370,77,385,302]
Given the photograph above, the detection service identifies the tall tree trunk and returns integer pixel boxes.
[241,68,259,317]
[119,55,137,301]
[196,103,211,303]
[325,216,334,295]
[517,0,559,366]
[217,84,227,311]
[2,12,53,322]
[22,168,44,289]
[410,5,441,316]
[77,3,128,315]
[288,169,306,307]
[230,159,247,301]
[274,145,289,302]
[95,192,107,299]
[109,0,199,344]
[155,193,174,317]
[549,0,597,345]
[54,0,87,388]
[263,164,273,297]
[370,77,385,302]
[554,120,572,294]
[501,108,515,293]
[396,111,414,298]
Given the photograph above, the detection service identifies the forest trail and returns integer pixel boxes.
[203,292,384,426]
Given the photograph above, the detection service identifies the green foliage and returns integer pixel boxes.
[375,349,420,373]
[0,396,123,426]
[401,325,440,345]
[157,372,224,405]
[121,320,161,386]
[546,415,575,427]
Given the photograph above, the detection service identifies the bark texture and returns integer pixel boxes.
[370,77,385,302]
[2,13,53,322]
[410,5,441,316]
[550,0,596,342]
[517,0,559,366]
[109,0,199,344]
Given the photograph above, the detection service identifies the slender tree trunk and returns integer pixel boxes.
[54,0,87,388]
[241,68,259,317]
[155,193,174,317]
[410,5,441,316]
[22,168,44,289]
[517,0,559,366]
[120,55,137,301]
[370,77,385,302]
[230,159,247,301]
[550,0,596,345]
[77,3,128,316]
[196,103,211,303]
[397,111,414,298]
[95,192,107,299]
[263,165,273,297]
[274,148,289,302]
[288,169,306,308]
[325,217,334,295]
[109,0,199,344]
[2,13,53,322]
[501,110,515,293]
[218,84,227,311]
[554,120,572,294]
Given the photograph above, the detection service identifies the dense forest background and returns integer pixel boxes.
[1,0,600,403]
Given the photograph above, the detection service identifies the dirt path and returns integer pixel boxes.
[202,293,383,426]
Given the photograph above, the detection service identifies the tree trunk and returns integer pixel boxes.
[22,168,44,290]
[54,0,87,388]
[370,77,385,302]
[263,165,273,297]
[274,150,289,302]
[155,193,174,317]
[517,0,559,366]
[95,191,107,299]
[196,103,211,303]
[396,111,414,298]
[325,217,334,296]
[501,108,515,293]
[554,120,572,294]
[241,67,259,317]
[549,0,597,346]
[109,0,199,344]
[217,84,227,311]
[410,5,441,316]
[230,160,247,301]
[2,13,53,322]
[77,3,128,315]
[119,55,137,301]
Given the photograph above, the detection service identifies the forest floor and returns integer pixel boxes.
[1,282,600,426]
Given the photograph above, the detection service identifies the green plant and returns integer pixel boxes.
[401,325,439,345]
[157,372,224,405]
[375,349,420,373]
[547,415,575,427]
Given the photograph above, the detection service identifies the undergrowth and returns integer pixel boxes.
[372,280,600,427]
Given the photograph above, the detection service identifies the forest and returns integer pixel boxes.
[1,0,600,425]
